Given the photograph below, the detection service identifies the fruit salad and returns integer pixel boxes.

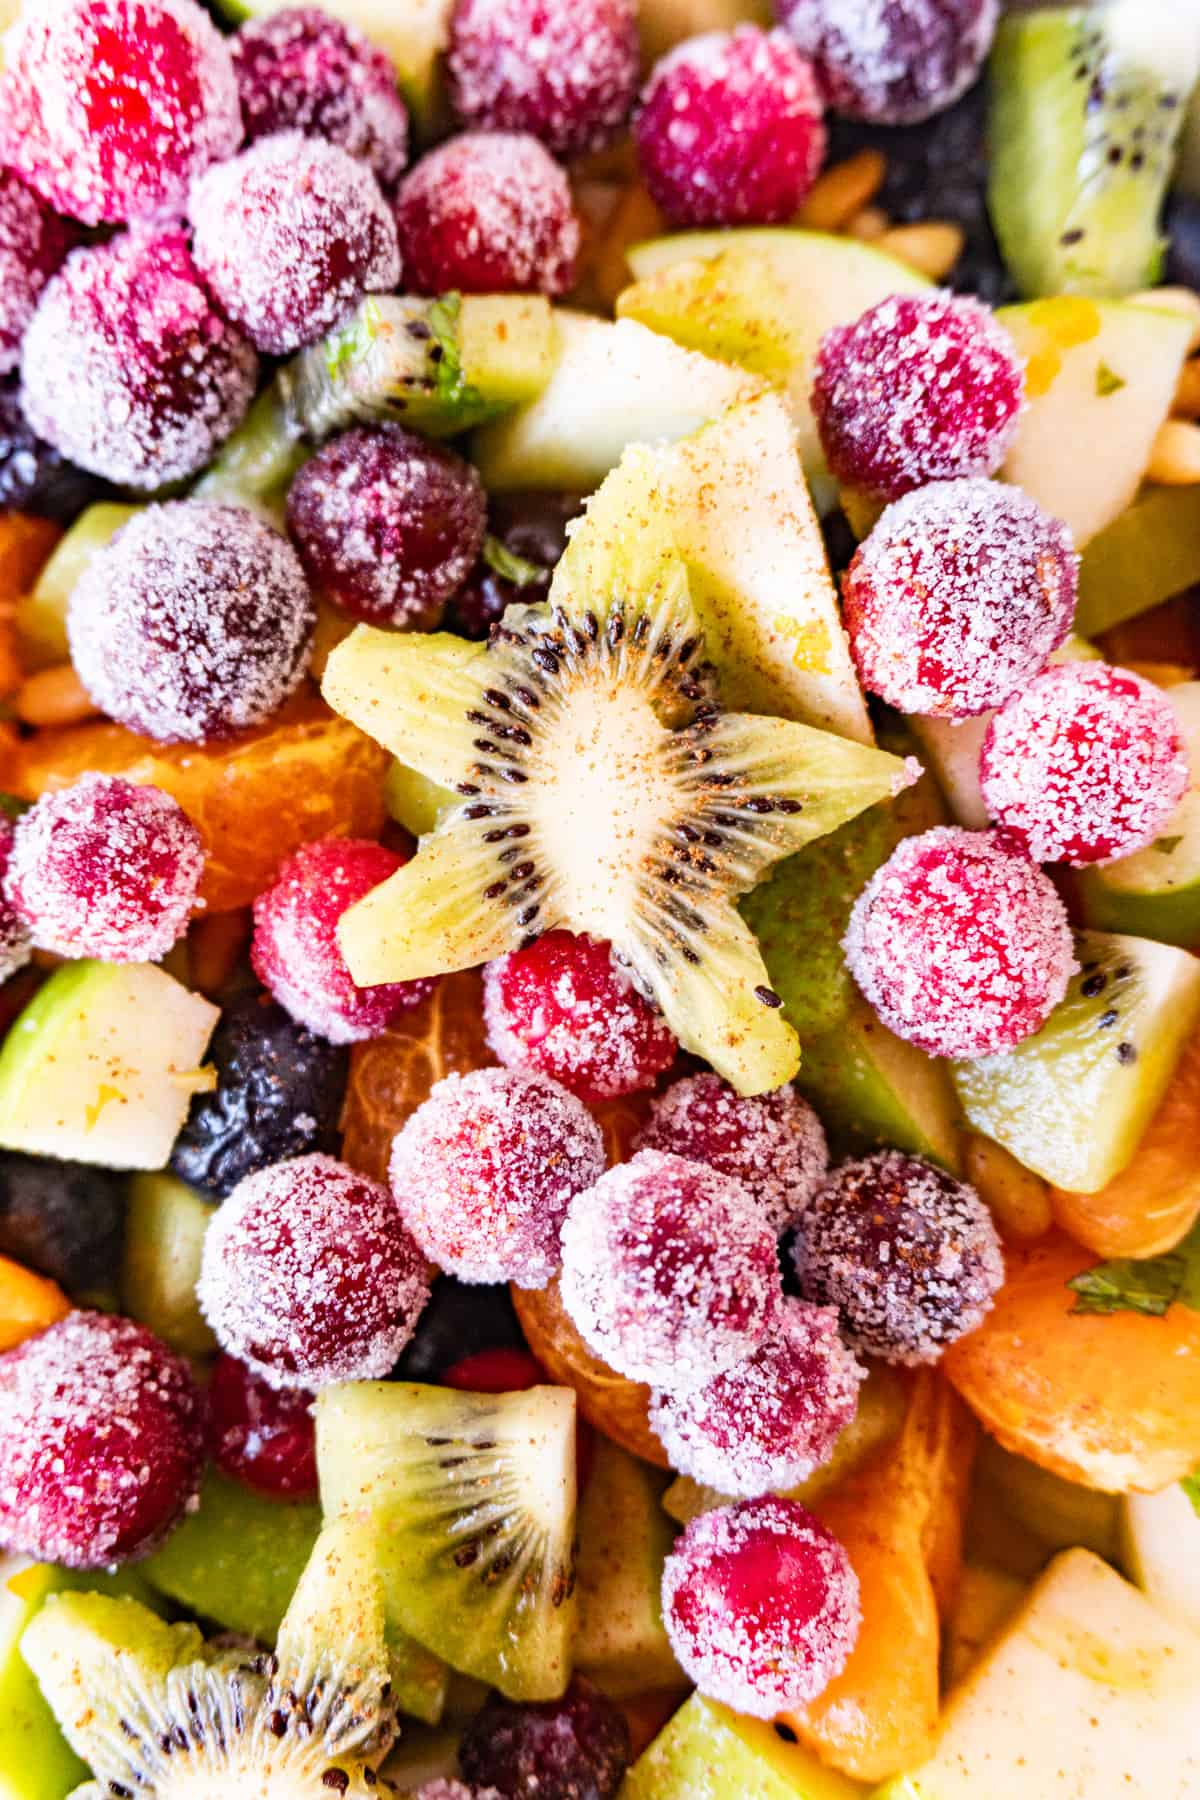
[1,0,1200,1796]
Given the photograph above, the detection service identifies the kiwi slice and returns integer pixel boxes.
[316,1380,576,1702]
[322,448,911,1095]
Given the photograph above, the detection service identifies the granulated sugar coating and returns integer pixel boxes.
[7,773,204,963]
[778,0,998,124]
[483,931,678,1102]
[197,1152,431,1390]
[0,170,74,377]
[558,1148,780,1390]
[393,131,579,297]
[20,230,258,492]
[0,1310,204,1568]
[389,1067,606,1287]
[795,1150,1005,1363]
[0,0,241,223]
[0,817,32,988]
[251,836,435,1043]
[650,1299,864,1497]
[232,7,410,188]
[844,825,1076,1059]
[188,132,401,356]
[812,292,1023,501]
[981,662,1191,867]
[67,501,315,744]
[286,425,487,630]
[448,0,639,158]
[662,1496,860,1716]
[842,478,1078,718]
[634,1072,827,1234]
[634,26,826,228]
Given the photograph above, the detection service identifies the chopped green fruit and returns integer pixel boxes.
[383,760,456,837]
[801,992,964,1172]
[942,1563,1026,1689]
[1,1560,85,1800]
[120,1171,215,1357]
[1077,486,1200,636]
[975,1438,1122,1562]
[1067,1218,1200,1319]
[1180,81,1200,199]
[574,1438,680,1698]
[623,1692,865,1798]
[952,931,1200,1192]
[15,502,138,671]
[192,385,307,523]
[1121,1479,1200,1635]
[0,962,218,1170]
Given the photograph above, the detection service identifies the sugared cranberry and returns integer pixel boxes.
[0,172,73,377]
[394,131,579,297]
[251,836,434,1043]
[483,932,678,1103]
[449,491,580,639]
[414,1785,500,1800]
[635,1072,826,1235]
[20,230,257,492]
[796,1149,1004,1363]
[559,1148,781,1390]
[842,479,1077,719]
[0,0,241,224]
[208,1352,317,1498]
[448,0,638,157]
[634,27,825,228]
[286,425,486,630]
[232,7,409,187]
[389,1068,605,1287]
[7,774,203,963]
[460,1678,631,1800]
[778,0,998,124]
[0,817,32,987]
[844,825,1076,1060]
[980,663,1190,867]
[198,1152,430,1389]
[650,1299,863,1497]
[662,1496,860,1716]
[0,1311,204,1568]
[67,501,314,744]
[188,132,400,356]
[811,292,1023,501]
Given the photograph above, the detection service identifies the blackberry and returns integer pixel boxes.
[0,383,107,522]
[459,1677,632,1800]
[395,1274,524,1381]
[168,988,348,1199]
[0,1150,125,1298]
[448,490,581,639]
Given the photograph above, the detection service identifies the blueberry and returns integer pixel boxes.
[396,1274,524,1381]
[169,988,349,1199]
[459,1677,632,1800]
[0,1151,125,1298]
[449,491,582,640]
[0,383,109,524]
[1167,192,1200,293]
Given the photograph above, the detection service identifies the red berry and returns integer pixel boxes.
[483,931,678,1103]
[635,1071,827,1235]
[844,824,1077,1060]
[842,478,1077,719]
[67,501,314,745]
[777,0,998,124]
[0,171,74,377]
[20,230,258,492]
[394,131,579,297]
[251,836,435,1044]
[812,292,1024,501]
[389,1068,606,1287]
[286,425,486,630]
[559,1148,781,1390]
[0,1311,205,1568]
[208,1352,317,1499]
[232,7,410,188]
[634,27,825,228]
[0,816,32,987]
[459,1678,632,1800]
[980,662,1190,868]
[198,1152,431,1390]
[448,0,639,158]
[661,1496,860,1716]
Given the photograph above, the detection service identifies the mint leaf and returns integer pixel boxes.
[1069,1219,1200,1317]
[323,297,381,379]
[482,535,546,589]
[1096,362,1126,397]
[1183,1471,1200,1518]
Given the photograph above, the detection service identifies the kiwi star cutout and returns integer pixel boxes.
[324,449,915,1094]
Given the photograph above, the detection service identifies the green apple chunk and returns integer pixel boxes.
[574,1438,681,1699]
[623,1692,864,1799]
[799,994,964,1174]
[120,1171,215,1357]
[16,502,138,671]
[1076,486,1200,637]
[0,962,218,1170]
[1121,1480,1200,1636]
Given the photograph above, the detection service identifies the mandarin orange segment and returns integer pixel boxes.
[0,1253,70,1351]
[0,514,60,599]
[945,1229,1200,1493]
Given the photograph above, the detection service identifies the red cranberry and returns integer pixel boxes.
[0,816,32,986]
[232,7,410,188]
[389,1068,605,1288]
[67,501,314,745]
[778,0,999,124]
[198,1152,431,1389]
[844,825,1077,1060]
[20,230,257,492]
[286,425,486,630]
[662,1496,860,1716]
[981,662,1191,867]
[634,27,825,228]
[394,131,579,297]
[0,1311,205,1568]
[0,0,241,224]
[208,1352,318,1499]
[811,292,1023,501]
[842,479,1077,719]
[0,171,73,377]
[459,1678,631,1800]
[795,1150,1005,1363]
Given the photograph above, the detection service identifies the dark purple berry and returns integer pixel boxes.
[459,1677,632,1800]
[777,0,997,125]
[0,385,107,523]
[0,1151,125,1297]
[396,1274,524,1381]
[449,491,581,639]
